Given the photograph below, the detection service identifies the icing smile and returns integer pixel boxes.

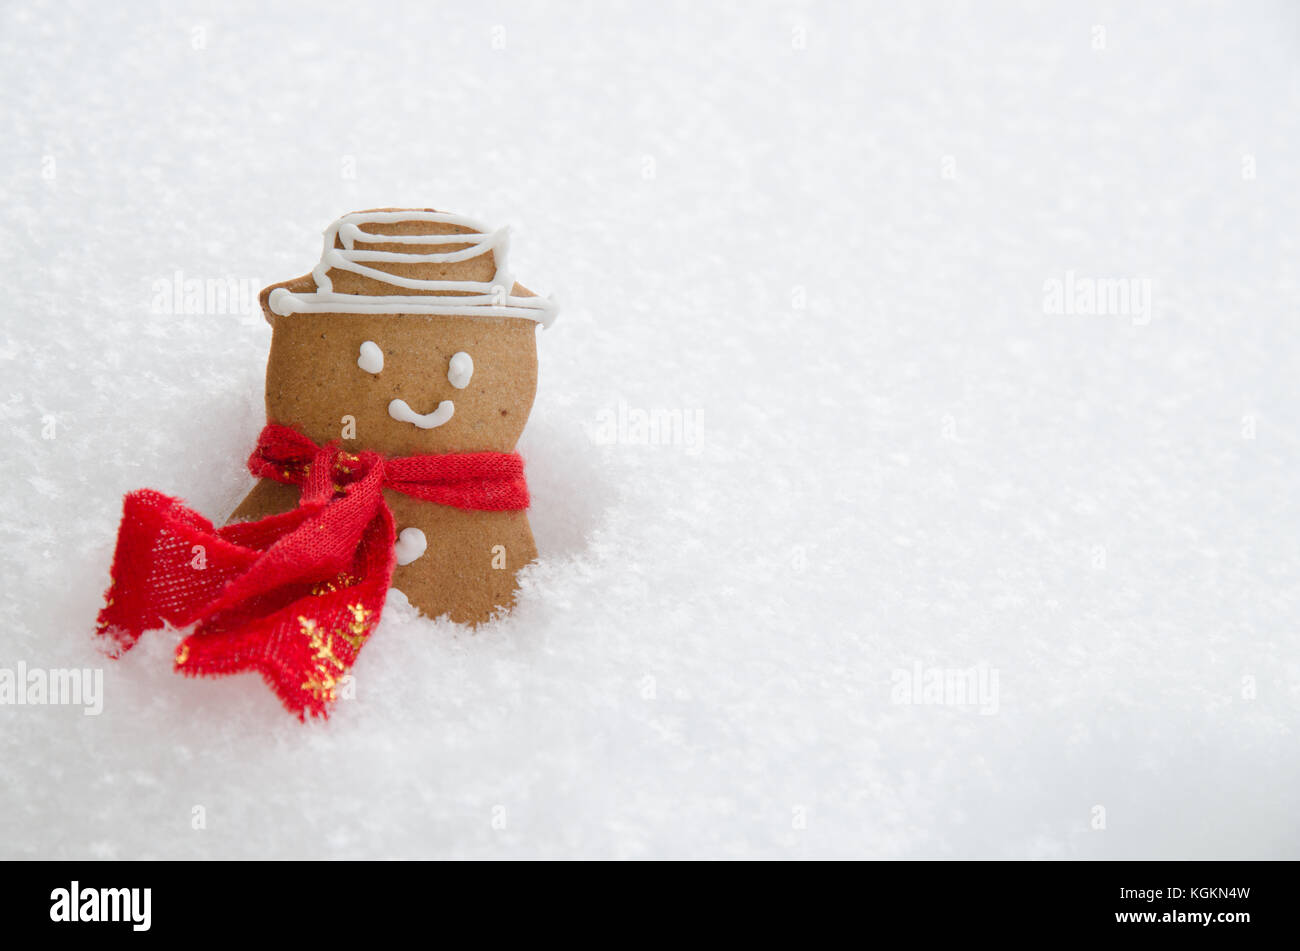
[375,350,476,430]
[389,398,454,429]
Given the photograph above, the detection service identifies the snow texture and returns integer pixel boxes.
[1,0,1297,859]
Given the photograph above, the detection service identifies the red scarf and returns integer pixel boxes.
[95,423,529,719]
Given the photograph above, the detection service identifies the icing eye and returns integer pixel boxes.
[357,341,383,374]
[447,351,473,389]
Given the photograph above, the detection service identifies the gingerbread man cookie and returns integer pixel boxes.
[96,208,557,717]
[233,208,556,623]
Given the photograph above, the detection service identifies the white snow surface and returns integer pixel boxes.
[1,0,1297,859]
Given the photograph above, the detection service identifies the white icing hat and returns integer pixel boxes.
[265,209,558,327]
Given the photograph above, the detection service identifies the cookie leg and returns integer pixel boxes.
[385,493,537,625]
[228,478,301,523]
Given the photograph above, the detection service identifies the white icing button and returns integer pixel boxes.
[447,351,474,389]
[394,528,427,566]
[357,340,384,374]
[389,398,454,429]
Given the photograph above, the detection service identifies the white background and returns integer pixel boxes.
[1,0,1297,858]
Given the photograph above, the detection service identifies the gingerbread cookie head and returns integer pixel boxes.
[258,209,557,456]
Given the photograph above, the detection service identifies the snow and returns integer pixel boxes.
[2,0,1297,859]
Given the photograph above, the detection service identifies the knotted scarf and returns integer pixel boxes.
[95,423,529,718]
